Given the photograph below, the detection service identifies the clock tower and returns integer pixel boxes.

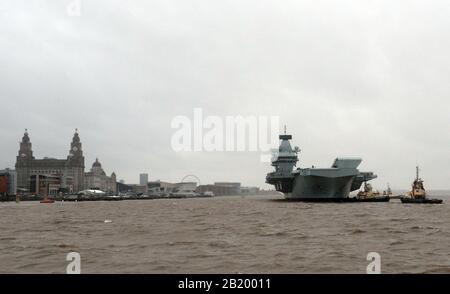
[69,128,83,158]
[65,129,85,192]
[15,129,35,190]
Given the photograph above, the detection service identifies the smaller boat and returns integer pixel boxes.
[382,183,393,197]
[40,195,55,204]
[400,166,443,204]
[354,182,390,202]
[401,198,442,204]
[352,196,390,202]
[357,182,380,198]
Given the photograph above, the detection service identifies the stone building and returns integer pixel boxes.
[84,158,117,195]
[196,182,242,196]
[15,129,85,193]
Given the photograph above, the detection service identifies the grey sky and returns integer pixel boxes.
[0,0,449,189]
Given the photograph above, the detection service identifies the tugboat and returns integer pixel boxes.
[382,183,393,197]
[401,166,443,204]
[40,195,55,204]
[354,182,390,202]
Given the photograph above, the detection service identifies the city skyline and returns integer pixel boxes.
[4,128,261,188]
[1,1,450,189]
[1,127,448,190]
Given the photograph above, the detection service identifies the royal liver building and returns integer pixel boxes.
[15,129,117,195]
[15,129,85,193]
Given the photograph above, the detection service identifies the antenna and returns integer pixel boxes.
[284,125,287,135]
[416,166,419,181]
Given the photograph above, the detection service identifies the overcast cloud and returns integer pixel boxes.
[0,0,449,189]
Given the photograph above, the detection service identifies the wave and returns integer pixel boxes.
[350,228,366,234]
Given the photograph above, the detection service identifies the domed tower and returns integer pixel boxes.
[66,129,85,192]
[91,158,106,175]
[15,129,35,190]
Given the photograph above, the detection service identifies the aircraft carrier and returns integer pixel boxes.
[266,131,377,201]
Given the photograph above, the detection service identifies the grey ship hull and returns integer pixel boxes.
[285,174,355,200]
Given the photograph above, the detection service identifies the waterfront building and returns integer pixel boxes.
[139,173,148,193]
[14,130,119,195]
[84,158,117,195]
[130,185,147,195]
[197,182,242,196]
[173,182,197,193]
[30,174,62,196]
[0,168,17,196]
[213,182,241,195]
[147,180,176,194]
[139,173,148,186]
[117,181,133,194]
[15,129,85,193]
[241,186,261,195]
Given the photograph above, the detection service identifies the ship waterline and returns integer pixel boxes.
[0,195,449,274]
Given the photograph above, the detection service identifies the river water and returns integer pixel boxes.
[1,194,449,274]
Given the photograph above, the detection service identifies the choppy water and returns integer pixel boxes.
[1,194,449,274]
